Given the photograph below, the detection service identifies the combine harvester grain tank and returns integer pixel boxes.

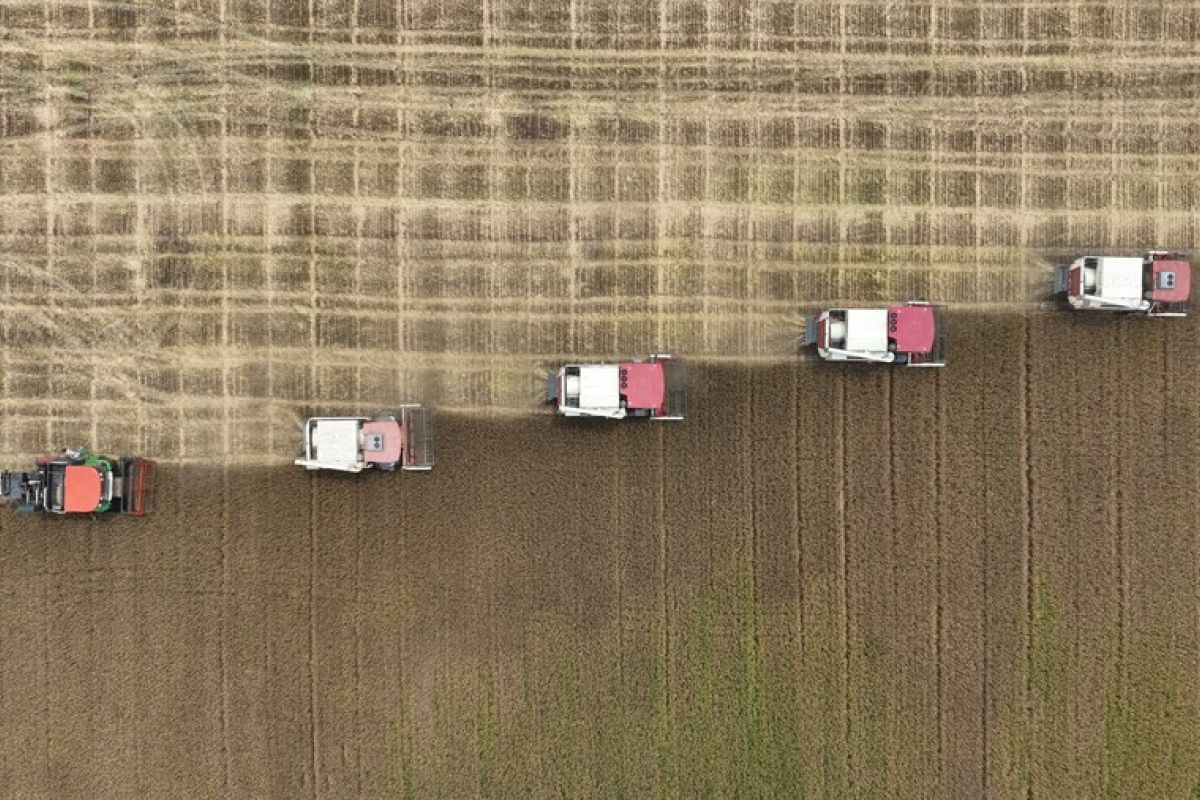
[803,301,947,366]
[0,448,154,516]
[1054,251,1190,316]
[295,404,435,472]
[548,354,687,420]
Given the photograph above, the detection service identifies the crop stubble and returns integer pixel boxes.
[4,1,1200,460]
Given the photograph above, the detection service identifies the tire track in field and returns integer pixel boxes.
[309,475,366,796]
[976,316,1031,797]
[842,366,894,795]
[936,319,988,796]
[1021,314,1035,791]
[747,365,804,787]
[793,359,849,795]
[888,362,940,792]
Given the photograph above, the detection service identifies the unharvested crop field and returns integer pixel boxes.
[2,1,1200,797]
[1,314,1198,797]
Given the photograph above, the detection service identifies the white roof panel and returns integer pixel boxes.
[1097,257,1144,300]
[311,419,361,465]
[578,365,620,409]
[844,309,889,352]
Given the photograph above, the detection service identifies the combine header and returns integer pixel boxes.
[804,301,946,366]
[295,404,434,473]
[548,354,686,420]
[0,448,154,516]
[1054,251,1190,316]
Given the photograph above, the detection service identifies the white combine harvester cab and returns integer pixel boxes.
[295,404,434,473]
[804,301,946,367]
[560,364,623,418]
[1054,251,1190,316]
[548,354,686,420]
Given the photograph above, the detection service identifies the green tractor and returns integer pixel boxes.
[0,448,154,516]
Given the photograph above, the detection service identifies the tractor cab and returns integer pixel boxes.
[47,463,108,514]
[1054,251,1190,316]
[548,354,686,420]
[805,301,946,366]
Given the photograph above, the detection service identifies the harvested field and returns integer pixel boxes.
[3,1,1200,460]
[1,314,1198,797]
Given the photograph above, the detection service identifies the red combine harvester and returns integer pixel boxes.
[803,301,946,366]
[1054,251,1190,316]
[548,354,686,420]
[295,404,434,472]
[0,448,154,516]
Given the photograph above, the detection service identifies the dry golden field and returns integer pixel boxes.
[1,1,1200,797]
[2,0,1199,461]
